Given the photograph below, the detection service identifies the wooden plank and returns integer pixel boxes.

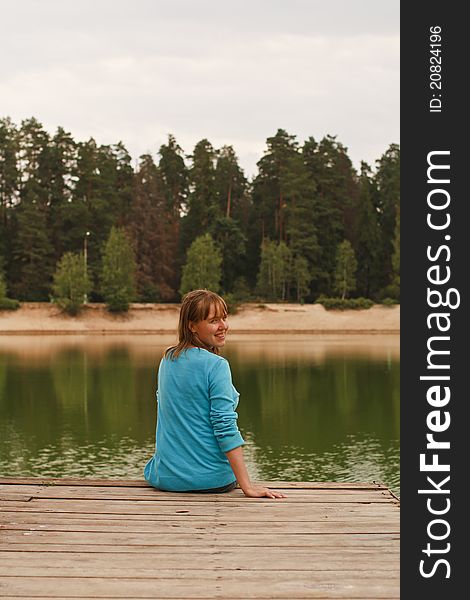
[0,483,393,496]
[0,561,400,576]
[0,572,399,599]
[0,479,400,599]
[0,519,399,534]
[0,489,396,503]
[0,507,398,522]
[0,512,399,526]
[0,478,388,490]
[0,550,399,570]
[0,495,33,502]
[0,530,399,547]
[0,550,399,572]
[0,541,400,553]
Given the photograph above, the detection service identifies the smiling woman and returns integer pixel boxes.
[143,289,285,499]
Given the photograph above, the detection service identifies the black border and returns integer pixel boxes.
[401,2,466,596]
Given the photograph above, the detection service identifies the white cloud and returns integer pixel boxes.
[1,1,399,177]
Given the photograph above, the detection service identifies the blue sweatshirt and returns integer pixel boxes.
[144,347,245,491]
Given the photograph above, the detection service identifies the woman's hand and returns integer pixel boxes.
[242,485,286,499]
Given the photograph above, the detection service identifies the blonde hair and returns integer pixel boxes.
[164,289,228,359]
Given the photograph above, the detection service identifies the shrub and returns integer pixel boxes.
[316,296,374,310]
[52,252,91,315]
[0,297,20,310]
[101,227,136,312]
[0,272,20,310]
[223,292,240,315]
[382,297,399,306]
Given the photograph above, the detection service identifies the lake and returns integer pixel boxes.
[0,334,400,496]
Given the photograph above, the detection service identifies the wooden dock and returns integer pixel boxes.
[0,478,399,599]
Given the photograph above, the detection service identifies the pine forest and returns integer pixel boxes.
[0,117,400,307]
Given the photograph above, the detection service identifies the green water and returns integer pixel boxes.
[0,334,400,495]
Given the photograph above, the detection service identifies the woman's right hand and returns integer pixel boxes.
[242,485,285,499]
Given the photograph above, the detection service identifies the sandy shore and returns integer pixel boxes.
[0,302,399,334]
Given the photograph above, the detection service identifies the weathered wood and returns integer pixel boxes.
[0,513,399,527]
[0,479,399,599]
[0,549,399,570]
[0,477,387,490]
[0,519,398,534]
[0,530,400,546]
[0,487,396,504]
[0,501,397,516]
[0,573,400,599]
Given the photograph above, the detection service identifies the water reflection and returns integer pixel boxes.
[0,334,399,495]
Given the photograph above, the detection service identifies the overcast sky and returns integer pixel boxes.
[1,0,399,178]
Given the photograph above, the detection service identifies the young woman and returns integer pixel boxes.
[144,289,285,499]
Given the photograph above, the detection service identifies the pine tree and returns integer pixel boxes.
[0,118,19,282]
[181,140,218,253]
[334,240,358,299]
[389,204,400,300]
[374,143,400,288]
[101,226,136,311]
[303,135,359,296]
[157,135,188,296]
[52,252,91,315]
[9,196,54,300]
[128,154,176,301]
[179,233,222,295]
[251,130,319,298]
[354,162,382,297]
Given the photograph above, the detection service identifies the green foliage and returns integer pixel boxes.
[333,240,357,300]
[317,296,374,310]
[0,117,400,305]
[179,233,222,295]
[101,227,136,312]
[382,297,399,306]
[377,283,400,303]
[291,254,311,303]
[256,239,292,301]
[222,292,240,315]
[0,271,19,310]
[52,252,91,315]
[232,276,252,302]
[0,297,19,310]
[9,197,55,300]
[0,272,6,299]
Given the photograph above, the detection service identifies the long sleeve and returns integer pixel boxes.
[208,359,245,453]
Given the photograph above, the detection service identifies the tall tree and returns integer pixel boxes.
[74,140,134,296]
[212,145,251,291]
[157,135,188,295]
[0,118,19,271]
[303,135,359,296]
[179,233,222,295]
[374,143,400,287]
[256,239,292,301]
[101,226,136,311]
[52,251,91,315]
[390,203,400,299]
[181,139,218,253]
[9,197,54,300]
[334,240,358,299]
[354,162,382,297]
[47,127,81,262]
[128,154,176,301]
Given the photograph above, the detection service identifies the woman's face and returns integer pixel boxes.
[190,304,228,349]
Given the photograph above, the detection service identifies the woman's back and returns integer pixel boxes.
[144,347,244,492]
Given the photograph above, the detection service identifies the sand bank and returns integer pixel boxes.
[0,302,399,335]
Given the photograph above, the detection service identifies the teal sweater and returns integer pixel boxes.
[144,347,245,491]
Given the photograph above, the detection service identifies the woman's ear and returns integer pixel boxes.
[189,322,196,333]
